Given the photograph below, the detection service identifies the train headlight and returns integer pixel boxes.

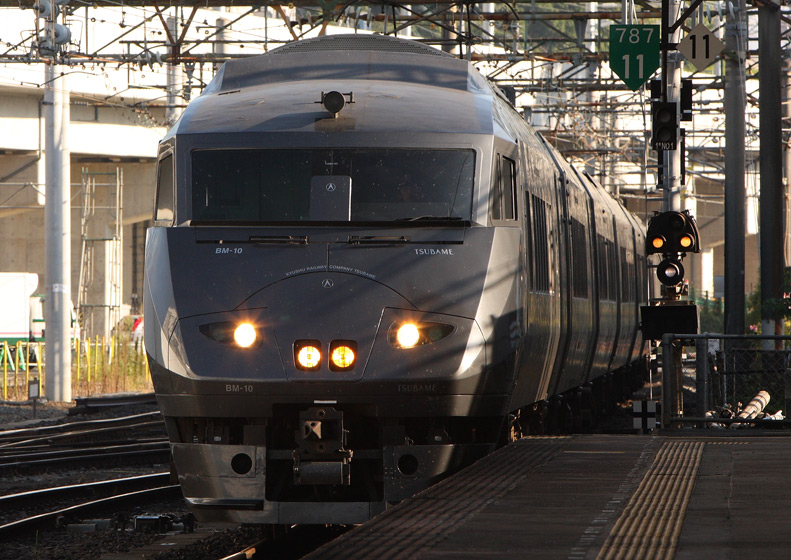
[390,321,455,349]
[233,323,257,348]
[200,320,262,347]
[295,340,322,371]
[330,341,357,371]
[396,323,421,348]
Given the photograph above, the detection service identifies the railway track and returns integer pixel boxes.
[0,479,180,538]
[0,410,170,474]
[0,411,165,447]
[0,472,171,510]
[0,439,171,473]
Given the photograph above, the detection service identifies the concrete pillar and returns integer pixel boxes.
[44,62,72,402]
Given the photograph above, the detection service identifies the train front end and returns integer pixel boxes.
[145,37,521,524]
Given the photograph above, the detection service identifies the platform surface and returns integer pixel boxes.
[306,433,791,559]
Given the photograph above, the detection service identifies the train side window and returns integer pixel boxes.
[524,192,533,290]
[490,155,517,221]
[637,255,648,302]
[155,154,174,224]
[531,194,550,292]
[608,242,618,300]
[491,155,502,221]
[501,157,516,220]
[620,247,634,302]
[597,235,612,301]
[570,218,589,298]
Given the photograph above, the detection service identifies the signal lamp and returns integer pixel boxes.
[233,323,257,348]
[395,323,421,349]
[330,342,356,371]
[295,340,322,371]
[657,258,684,286]
[650,236,666,251]
[679,234,693,249]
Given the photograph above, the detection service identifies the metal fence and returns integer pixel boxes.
[0,337,151,402]
[660,333,791,429]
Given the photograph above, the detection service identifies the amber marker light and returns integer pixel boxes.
[679,234,693,249]
[651,236,666,250]
[331,345,355,369]
[296,344,322,370]
[396,323,421,348]
[233,323,257,348]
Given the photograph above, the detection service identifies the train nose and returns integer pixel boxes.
[242,271,410,381]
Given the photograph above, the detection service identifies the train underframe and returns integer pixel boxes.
[162,405,503,524]
[155,358,647,525]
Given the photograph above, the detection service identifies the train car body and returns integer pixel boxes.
[145,34,647,525]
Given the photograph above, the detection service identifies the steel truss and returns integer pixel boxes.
[0,1,784,195]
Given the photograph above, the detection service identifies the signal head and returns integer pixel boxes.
[645,210,700,255]
[651,101,678,150]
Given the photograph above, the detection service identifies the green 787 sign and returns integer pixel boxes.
[609,25,661,91]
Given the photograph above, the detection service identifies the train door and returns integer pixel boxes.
[606,215,622,372]
[551,170,572,394]
[551,173,597,394]
[508,142,557,409]
[488,144,523,398]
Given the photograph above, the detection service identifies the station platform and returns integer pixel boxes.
[306,433,791,559]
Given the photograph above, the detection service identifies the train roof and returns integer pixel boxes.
[165,34,509,140]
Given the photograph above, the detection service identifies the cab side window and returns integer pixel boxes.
[491,154,517,221]
[155,154,174,224]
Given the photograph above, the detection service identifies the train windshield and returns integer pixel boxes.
[190,148,475,223]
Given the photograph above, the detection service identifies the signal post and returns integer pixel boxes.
[610,3,726,427]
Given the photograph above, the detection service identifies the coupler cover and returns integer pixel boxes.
[292,407,352,485]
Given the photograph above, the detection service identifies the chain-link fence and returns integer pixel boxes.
[659,334,791,428]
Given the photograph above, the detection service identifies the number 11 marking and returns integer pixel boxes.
[621,53,645,79]
[690,34,710,59]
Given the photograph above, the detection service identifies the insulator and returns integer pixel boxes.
[53,24,71,45]
[34,0,58,18]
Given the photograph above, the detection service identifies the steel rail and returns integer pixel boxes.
[0,440,171,472]
[0,419,166,449]
[0,472,170,508]
[0,484,180,538]
[0,411,162,445]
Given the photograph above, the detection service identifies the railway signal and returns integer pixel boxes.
[646,210,700,287]
[646,210,699,255]
[651,102,678,151]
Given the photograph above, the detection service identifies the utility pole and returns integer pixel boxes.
[166,16,180,125]
[661,0,683,212]
[758,1,784,339]
[785,46,791,269]
[41,0,72,402]
[724,0,746,335]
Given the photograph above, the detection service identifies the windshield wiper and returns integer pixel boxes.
[394,216,464,222]
[250,235,309,245]
[348,235,410,245]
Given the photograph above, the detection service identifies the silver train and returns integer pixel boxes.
[144,34,648,525]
